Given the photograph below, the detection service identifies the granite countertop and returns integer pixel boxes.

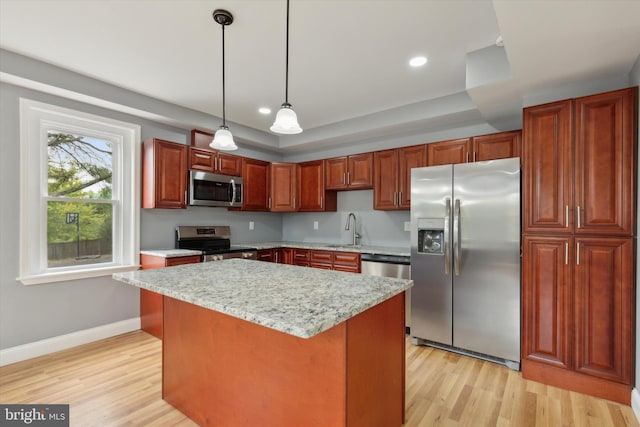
[140,249,202,258]
[113,259,412,339]
[244,241,410,257]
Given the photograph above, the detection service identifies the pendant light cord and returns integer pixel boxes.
[221,23,227,127]
[285,0,290,104]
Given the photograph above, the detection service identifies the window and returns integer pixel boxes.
[19,99,140,284]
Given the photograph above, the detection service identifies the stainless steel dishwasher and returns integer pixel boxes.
[361,253,411,331]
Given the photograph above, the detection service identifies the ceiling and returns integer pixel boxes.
[1,0,639,152]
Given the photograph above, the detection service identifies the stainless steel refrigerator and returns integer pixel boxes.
[410,157,520,369]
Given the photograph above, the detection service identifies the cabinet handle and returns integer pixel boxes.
[268,197,272,209]
[294,197,297,209]
[473,152,476,162]
[398,191,403,206]
[565,242,568,265]
[466,152,469,163]
[576,242,580,265]
[275,251,279,263]
[321,196,323,209]
[393,192,397,206]
[565,205,569,228]
[347,171,350,185]
[576,206,581,229]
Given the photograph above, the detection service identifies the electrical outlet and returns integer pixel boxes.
[313,221,319,230]
[249,221,254,230]
[404,221,411,231]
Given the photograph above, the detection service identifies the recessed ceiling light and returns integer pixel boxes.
[259,107,271,114]
[409,56,428,67]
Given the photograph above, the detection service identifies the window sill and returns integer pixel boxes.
[18,264,140,285]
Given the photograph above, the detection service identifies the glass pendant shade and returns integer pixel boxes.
[210,126,237,151]
[270,103,303,134]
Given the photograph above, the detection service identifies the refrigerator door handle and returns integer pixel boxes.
[454,199,461,276]
[444,198,451,275]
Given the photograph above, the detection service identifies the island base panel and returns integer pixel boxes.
[162,293,405,427]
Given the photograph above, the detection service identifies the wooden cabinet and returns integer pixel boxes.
[521,87,637,405]
[256,249,275,262]
[325,153,373,190]
[142,138,187,209]
[292,248,310,267]
[310,250,333,270]
[269,163,297,212]
[333,252,361,273]
[523,88,636,236]
[427,138,470,166]
[188,147,242,176]
[472,130,521,161]
[374,145,426,210]
[297,160,337,212]
[189,130,242,176]
[574,89,636,236]
[522,235,634,402]
[427,131,521,166]
[241,158,270,211]
[139,253,201,339]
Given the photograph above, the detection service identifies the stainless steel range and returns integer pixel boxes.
[175,225,257,262]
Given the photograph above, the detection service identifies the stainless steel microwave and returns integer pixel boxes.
[189,170,243,207]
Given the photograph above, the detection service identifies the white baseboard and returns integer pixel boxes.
[0,317,141,367]
[632,388,640,424]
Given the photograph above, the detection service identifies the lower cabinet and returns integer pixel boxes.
[256,248,361,273]
[139,254,201,339]
[522,235,634,403]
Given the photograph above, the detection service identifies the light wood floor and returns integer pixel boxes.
[0,331,637,427]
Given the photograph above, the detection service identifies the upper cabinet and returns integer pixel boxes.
[189,130,241,176]
[269,162,297,212]
[427,138,470,166]
[472,130,521,161]
[241,158,270,211]
[426,131,521,166]
[523,87,636,235]
[325,153,373,190]
[142,138,187,209]
[374,144,427,210]
[298,160,337,212]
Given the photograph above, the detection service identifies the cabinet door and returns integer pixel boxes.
[427,138,470,166]
[292,248,310,267]
[310,250,333,269]
[472,130,521,162]
[298,160,326,211]
[142,139,187,209]
[257,249,274,262]
[573,237,633,384]
[373,149,399,210]
[189,147,216,172]
[216,152,242,176]
[574,87,636,236]
[281,248,294,265]
[269,163,297,212]
[242,158,269,211]
[333,252,361,273]
[325,157,348,190]
[523,100,573,233]
[397,145,427,209]
[347,152,373,189]
[522,235,572,370]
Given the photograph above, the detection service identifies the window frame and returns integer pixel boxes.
[18,99,140,285]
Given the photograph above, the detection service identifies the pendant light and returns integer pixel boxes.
[270,0,302,134]
[210,9,238,151]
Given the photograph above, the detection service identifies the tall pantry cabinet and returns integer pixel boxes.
[521,87,637,404]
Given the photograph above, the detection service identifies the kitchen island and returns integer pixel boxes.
[113,259,412,427]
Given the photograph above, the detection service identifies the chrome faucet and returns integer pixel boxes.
[344,213,361,246]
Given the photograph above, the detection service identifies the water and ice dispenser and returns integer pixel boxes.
[417,218,444,254]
